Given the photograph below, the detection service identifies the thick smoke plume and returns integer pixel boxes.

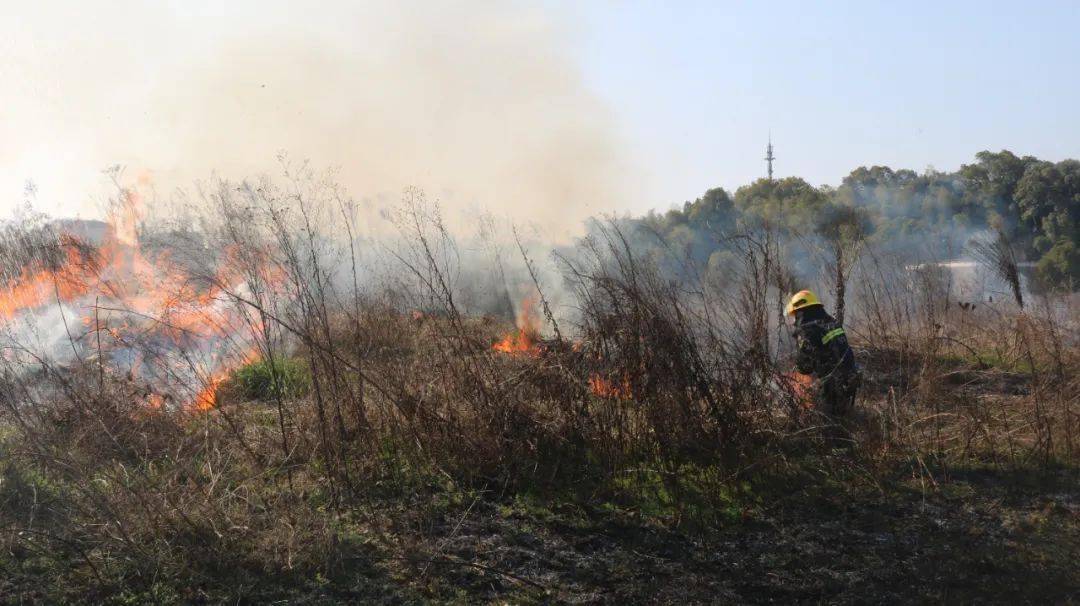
[2,2,636,235]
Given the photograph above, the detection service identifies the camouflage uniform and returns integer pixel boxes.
[793,306,860,416]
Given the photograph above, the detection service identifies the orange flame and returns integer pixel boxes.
[588,374,632,399]
[492,294,541,355]
[192,345,260,411]
[0,244,92,322]
[492,329,539,355]
[192,377,224,411]
[107,187,143,248]
[0,175,286,413]
[147,393,166,410]
[784,371,815,409]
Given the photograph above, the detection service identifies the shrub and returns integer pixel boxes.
[230,355,311,401]
[1036,239,1079,289]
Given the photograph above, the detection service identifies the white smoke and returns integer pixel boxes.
[1,1,641,237]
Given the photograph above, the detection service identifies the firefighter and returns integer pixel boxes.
[785,289,860,416]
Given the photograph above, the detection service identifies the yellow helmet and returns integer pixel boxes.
[785,289,822,316]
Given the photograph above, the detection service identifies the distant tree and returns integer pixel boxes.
[734,177,828,229]
[1035,239,1079,289]
[685,187,736,230]
[1015,159,1080,248]
[959,150,1040,241]
[631,149,1077,293]
[814,202,874,322]
[1012,159,1080,287]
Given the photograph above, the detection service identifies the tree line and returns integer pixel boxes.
[636,150,1079,289]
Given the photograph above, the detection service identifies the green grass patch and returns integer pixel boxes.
[591,464,756,530]
[229,355,311,401]
[935,345,1055,374]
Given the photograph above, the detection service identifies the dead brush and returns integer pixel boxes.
[0,350,357,598]
[1,171,1076,600]
[847,244,1079,471]
[557,221,803,480]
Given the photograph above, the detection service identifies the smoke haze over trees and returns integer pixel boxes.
[637,149,1079,290]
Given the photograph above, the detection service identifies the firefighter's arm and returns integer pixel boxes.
[794,331,817,375]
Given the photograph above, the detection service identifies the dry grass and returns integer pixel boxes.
[0,175,1076,603]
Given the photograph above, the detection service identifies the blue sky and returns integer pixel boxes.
[2,1,1077,226]
[572,1,1080,207]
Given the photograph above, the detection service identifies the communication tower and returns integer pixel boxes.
[765,135,775,181]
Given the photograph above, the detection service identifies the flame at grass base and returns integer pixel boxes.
[492,294,542,356]
[191,345,261,411]
[492,329,539,355]
[784,371,815,410]
[588,374,632,399]
[0,178,281,413]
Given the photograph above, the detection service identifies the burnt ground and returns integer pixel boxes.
[262,461,1077,605]
[2,458,1077,605]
